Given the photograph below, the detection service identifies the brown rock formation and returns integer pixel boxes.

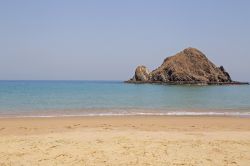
[126,47,247,85]
[132,65,151,81]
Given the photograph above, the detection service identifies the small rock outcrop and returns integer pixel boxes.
[132,66,151,81]
[127,47,247,85]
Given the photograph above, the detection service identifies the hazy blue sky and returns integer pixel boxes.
[0,0,249,81]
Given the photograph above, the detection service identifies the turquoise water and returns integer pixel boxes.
[0,81,250,117]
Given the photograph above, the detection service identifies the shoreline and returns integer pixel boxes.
[1,108,250,118]
[1,113,250,119]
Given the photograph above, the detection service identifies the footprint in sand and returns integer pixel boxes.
[46,145,59,150]
[65,126,72,129]
[19,127,28,130]
[96,139,104,144]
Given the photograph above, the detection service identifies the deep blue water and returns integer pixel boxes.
[0,80,250,117]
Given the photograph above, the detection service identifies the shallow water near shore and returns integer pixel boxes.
[0,80,250,117]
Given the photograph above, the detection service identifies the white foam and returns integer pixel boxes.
[1,111,250,118]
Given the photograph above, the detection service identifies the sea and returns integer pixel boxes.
[0,80,249,117]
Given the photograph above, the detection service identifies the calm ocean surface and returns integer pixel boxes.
[0,80,250,117]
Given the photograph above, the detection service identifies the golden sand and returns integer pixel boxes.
[0,116,250,166]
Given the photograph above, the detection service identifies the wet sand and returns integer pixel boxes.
[0,116,250,165]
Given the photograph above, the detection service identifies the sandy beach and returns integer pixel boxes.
[0,116,250,166]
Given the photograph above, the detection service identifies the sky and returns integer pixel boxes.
[0,0,249,81]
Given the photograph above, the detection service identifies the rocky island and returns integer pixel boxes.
[126,47,248,85]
